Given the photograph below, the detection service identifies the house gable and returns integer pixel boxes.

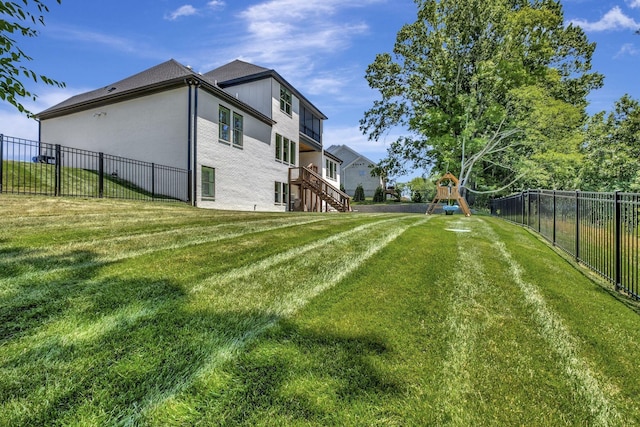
[205,60,327,121]
[325,145,377,169]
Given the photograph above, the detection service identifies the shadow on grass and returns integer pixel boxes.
[202,321,402,425]
[0,247,115,344]
[1,244,401,426]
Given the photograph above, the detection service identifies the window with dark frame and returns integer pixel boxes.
[274,181,281,203]
[233,112,243,147]
[283,137,289,163]
[201,166,215,199]
[289,141,296,166]
[275,134,282,160]
[275,134,295,166]
[300,106,321,143]
[326,159,337,180]
[219,106,230,142]
[280,86,292,115]
[274,181,289,206]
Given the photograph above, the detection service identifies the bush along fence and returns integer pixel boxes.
[492,190,640,300]
[0,134,189,203]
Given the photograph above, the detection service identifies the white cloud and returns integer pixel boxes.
[569,6,640,32]
[207,0,225,9]
[615,43,640,58]
[231,0,376,79]
[305,76,346,96]
[165,2,226,20]
[165,5,198,21]
[0,109,40,141]
[627,0,640,9]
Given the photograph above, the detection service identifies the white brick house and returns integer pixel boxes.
[36,59,350,212]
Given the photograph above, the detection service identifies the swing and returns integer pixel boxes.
[426,172,471,216]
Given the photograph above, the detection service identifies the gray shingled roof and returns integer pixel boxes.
[37,59,194,117]
[325,145,376,168]
[36,58,325,124]
[204,59,270,84]
[36,59,274,125]
[205,60,328,120]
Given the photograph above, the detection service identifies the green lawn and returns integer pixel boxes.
[2,160,177,200]
[1,196,640,426]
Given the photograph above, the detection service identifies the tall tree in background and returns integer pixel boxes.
[1,0,64,116]
[360,0,603,195]
[579,95,640,192]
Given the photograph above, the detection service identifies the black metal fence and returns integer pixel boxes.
[492,190,639,300]
[1,134,189,202]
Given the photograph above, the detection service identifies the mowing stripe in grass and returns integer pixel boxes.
[0,216,331,264]
[133,216,431,424]
[434,218,488,425]
[486,220,622,426]
[0,217,340,291]
[190,215,418,295]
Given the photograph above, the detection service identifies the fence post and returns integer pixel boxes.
[575,190,580,261]
[614,191,621,291]
[553,190,557,246]
[537,189,541,233]
[98,152,104,198]
[151,163,155,200]
[0,134,4,194]
[522,191,526,225]
[187,170,193,204]
[55,144,62,197]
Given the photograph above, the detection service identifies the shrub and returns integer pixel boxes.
[373,186,385,202]
[353,184,365,202]
[412,190,423,203]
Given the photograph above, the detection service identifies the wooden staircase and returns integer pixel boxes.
[289,167,351,212]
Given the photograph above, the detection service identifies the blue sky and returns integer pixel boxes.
[2,0,640,179]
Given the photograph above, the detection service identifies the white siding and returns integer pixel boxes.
[222,79,273,118]
[270,79,299,144]
[344,158,381,198]
[40,88,189,169]
[196,90,288,211]
[299,151,322,171]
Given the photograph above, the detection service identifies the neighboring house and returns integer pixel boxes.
[36,59,350,212]
[325,144,383,198]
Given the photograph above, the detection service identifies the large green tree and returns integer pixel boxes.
[579,95,640,192]
[360,0,602,195]
[1,0,64,116]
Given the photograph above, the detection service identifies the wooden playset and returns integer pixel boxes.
[426,172,471,216]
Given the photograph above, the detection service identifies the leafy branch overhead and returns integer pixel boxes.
[361,0,603,194]
[0,0,65,116]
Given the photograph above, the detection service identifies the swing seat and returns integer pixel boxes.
[443,205,459,215]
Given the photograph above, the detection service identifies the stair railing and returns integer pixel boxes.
[289,166,351,212]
